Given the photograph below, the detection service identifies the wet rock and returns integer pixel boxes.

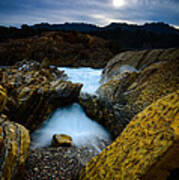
[51,134,73,147]
[101,64,138,84]
[0,60,82,131]
[79,91,179,180]
[80,58,179,138]
[79,93,123,139]
[0,114,30,180]
[101,48,179,82]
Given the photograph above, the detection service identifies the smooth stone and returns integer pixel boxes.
[51,134,73,147]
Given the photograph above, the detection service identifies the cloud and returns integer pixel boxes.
[0,0,179,27]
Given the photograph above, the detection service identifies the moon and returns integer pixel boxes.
[113,0,126,7]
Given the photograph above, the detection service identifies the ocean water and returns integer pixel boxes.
[58,67,102,94]
[31,67,111,150]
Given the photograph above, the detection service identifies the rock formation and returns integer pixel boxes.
[101,48,179,83]
[0,40,178,180]
[79,90,179,180]
[0,85,7,112]
[0,31,115,68]
[80,55,179,138]
[0,60,82,131]
[0,114,30,180]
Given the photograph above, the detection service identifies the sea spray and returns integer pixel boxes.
[31,103,111,150]
[31,67,111,151]
[58,67,102,94]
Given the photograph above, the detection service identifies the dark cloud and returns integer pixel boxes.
[0,0,178,27]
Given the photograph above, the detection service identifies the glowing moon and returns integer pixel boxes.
[113,0,125,7]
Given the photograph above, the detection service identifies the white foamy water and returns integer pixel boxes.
[31,67,111,150]
[31,103,111,151]
[58,67,102,94]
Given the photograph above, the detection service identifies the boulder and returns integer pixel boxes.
[101,48,179,83]
[51,134,73,147]
[0,114,30,180]
[80,58,179,138]
[0,60,82,131]
[79,90,179,180]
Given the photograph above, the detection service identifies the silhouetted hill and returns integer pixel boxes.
[90,24,179,49]
[31,22,179,35]
[32,22,99,32]
[103,22,179,35]
[0,22,179,49]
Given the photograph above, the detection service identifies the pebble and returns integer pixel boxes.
[22,145,101,180]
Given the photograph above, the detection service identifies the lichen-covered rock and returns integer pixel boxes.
[79,91,179,180]
[51,134,72,147]
[0,60,82,131]
[0,85,7,112]
[0,114,30,180]
[80,59,179,138]
[101,48,179,82]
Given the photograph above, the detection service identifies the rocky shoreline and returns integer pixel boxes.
[0,47,179,179]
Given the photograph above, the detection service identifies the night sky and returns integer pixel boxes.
[0,0,179,28]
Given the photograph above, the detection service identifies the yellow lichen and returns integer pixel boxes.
[79,90,179,180]
[0,119,30,180]
[0,85,7,112]
[124,59,179,117]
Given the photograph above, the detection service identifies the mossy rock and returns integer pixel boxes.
[79,90,179,180]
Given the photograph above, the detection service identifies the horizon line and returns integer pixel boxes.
[0,21,179,30]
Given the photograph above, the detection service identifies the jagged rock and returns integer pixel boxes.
[0,31,115,68]
[0,114,30,180]
[101,48,179,82]
[79,59,179,138]
[0,60,82,131]
[79,91,179,180]
[51,134,72,147]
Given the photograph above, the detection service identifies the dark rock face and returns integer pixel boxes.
[0,114,30,180]
[0,60,82,131]
[79,94,124,139]
[0,31,115,68]
[79,57,179,139]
